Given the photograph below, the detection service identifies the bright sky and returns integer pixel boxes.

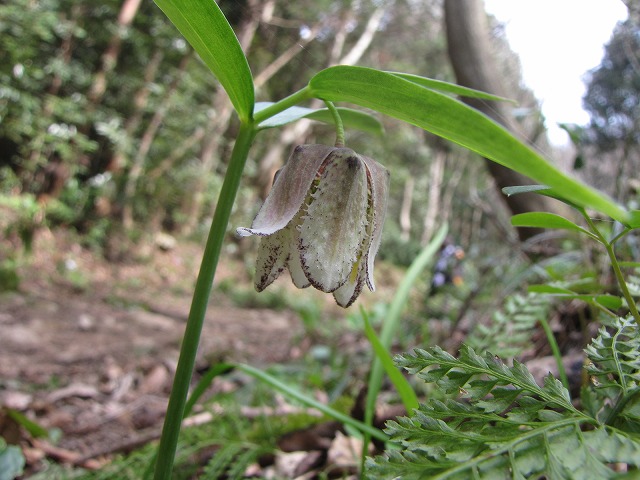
[484,0,628,145]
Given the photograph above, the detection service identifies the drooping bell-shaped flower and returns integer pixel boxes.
[237,144,389,308]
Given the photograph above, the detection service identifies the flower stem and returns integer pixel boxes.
[153,122,257,479]
[324,100,345,147]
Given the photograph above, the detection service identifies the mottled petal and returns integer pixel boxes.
[287,214,310,288]
[254,228,290,291]
[299,149,369,292]
[361,155,390,292]
[332,260,365,308]
[237,144,336,237]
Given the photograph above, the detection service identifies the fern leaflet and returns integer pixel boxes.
[368,344,640,479]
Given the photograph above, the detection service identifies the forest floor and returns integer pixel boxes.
[1,228,377,476]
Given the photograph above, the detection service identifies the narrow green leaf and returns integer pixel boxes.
[153,0,254,122]
[362,310,419,412]
[184,363,233,417]
[308,66,628,223]
[511,212,598,240]
[527,286,623,310]
[305,107,384,135]
[392,72,515,103]
[620,261,640,268]
[503,184,585,210]
[528,285,575,295]
[255,102,383,135]
[5,409,49,439]
[503,185,551,196]
[237,363,388,442]
[364,224,448,430]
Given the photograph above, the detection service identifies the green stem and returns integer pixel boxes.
[253,87,313,125]
[581,210,640,324]
[153,122,257,479]
[538,315,570,391]
[323,100,345,147]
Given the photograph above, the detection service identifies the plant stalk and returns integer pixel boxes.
[323,100,345,147]
[582,211,640,324]
[153,122,256,479]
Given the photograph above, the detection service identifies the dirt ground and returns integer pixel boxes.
[0,229,317,471]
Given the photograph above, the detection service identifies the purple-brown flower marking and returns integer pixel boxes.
[237,144,389,308]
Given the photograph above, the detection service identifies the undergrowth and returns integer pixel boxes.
[368,323,640,478]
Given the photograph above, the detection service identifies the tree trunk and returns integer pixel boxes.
[399,176,414,242]
[121,54,191,228]
[88,0,143,105]
[421,148,446,246]
[444,0,559,242]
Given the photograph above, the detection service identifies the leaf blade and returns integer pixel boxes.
[308,66,628,223]
[154,0,254,122]
[256,102,383,135]
[510,212,598,239]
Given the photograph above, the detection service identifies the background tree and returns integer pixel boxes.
[582,17,640,203]
[443,0,566,242]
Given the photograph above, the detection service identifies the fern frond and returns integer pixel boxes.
[467,293,550,358]
[585,315,640,429]
[368,345,640,479]
[586,316,640,394]
[397,345,578,413]
[201,442,269,480]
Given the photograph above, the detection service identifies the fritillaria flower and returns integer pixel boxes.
[237,144,389,308]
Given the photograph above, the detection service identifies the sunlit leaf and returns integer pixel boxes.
[392,72,515,103]
[308,66,629,223]
[511,212,598,240]
[503,185,552,196]
[153,0,254,122]
[255,102,383,135]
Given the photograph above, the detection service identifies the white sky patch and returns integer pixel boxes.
[484,0,628,145]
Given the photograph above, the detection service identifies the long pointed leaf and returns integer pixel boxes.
[392,72,514,103]
[308,66,628,223]
[256,102,383,135]
[362,311,419,413]
[511,212,599,240]
[237,364,388,442]
[154,0,254,122]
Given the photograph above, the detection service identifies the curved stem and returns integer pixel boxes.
[253,87,313,124]
[324,100,345,147]
[153,122,257,479]
[581,210,640,324]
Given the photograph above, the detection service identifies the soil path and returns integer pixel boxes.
[0,230,303,464]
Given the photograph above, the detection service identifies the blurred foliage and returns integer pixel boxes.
[577,18,640,204]
[0,0,543,270]
[583,18,640,151]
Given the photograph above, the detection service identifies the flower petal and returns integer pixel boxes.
[286,213,310,288]
[237,144,336,237]
[299,149,369,292]
[254,228,290,291]
[332,260,365,308]
[361,155,390,291]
